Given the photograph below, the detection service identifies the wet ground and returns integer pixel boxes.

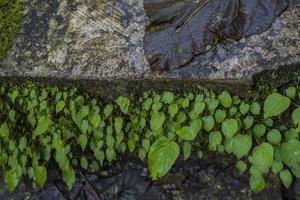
[0,153,296,200]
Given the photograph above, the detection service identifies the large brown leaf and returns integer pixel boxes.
[144,0,289,72]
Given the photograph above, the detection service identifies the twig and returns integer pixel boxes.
[79,171,102,200]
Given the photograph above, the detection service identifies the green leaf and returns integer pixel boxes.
[266,129,282,145]
[209,131,222,151]
[243,116,254,130]
[271,161,283,174]
[292,107,300,126]
[79,134,88,151]
[253,124,266,138]
[106,148,116,162]
[148,137,180,180]
[150,111,165,131]
[33,116,51,137]
[63,167,75,190]
[214,109,226,123]
[206,98,219,111]
[250,102,261,115]
[177,126,196,141]
[183,141,192,160]
[34,166,47,187]
[91,114,101,128]
[162,91,175,104]
[114,117,123,134]
[232,135,252,159]
[77,106,89,121]
[0,122,9,138]
[168,104,179,118]
[218,91,232,108]
[280,139,300,178]
[249,173,265,192]
[239,102,250,115]
[56,100,65,113]
[80,156,88,170]
[190,102,205,119]
[116,96,130,114]
[103,104,113,117]
[182,98,190,108]
[222,119,238,139]
[5,170,19,191]
[264,93,290,118]
[142,139,151,152]
[18,136,27,151]
[202,116,215,132]
[152,102,162,111]
[250,143,274,174]
[280,169,293,188]
[236,160,247,173]
[285,87,296,98]
[138,148,147,161]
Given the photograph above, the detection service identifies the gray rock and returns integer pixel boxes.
[0,0,299,94]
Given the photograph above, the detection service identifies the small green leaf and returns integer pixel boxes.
[209,131,222,151]
[202,116,215,132]
[56,100,65,113]
[239,102,250,115]
[250,102,261,115]
[250,143,274,174]
[19,136,27,151]
[106,148,116,162]
[249,173,265,192]
[285,87,296,98]
[271,161,283,174]
[116,96,130,114]
[63,167,76,190]
[168,104,179,118]
[79,134,88,151]
[267,129,282,145]
[162,91,175,104]
[34,166,47,187]
[103,104,113,117]
[34,116,52,137]
[243,116,254,130]
[183,141,192,160]
[0,122,9,138]
[177,126,195,141]
[264,93,290,118]
[142,139,151,152]
[5,170,19,191]
[80,156,88,170]
[206,98,219,111]
[253,124,266,138]
[91,114,101,128]
[280,139,300,178]
[150,112,165,131]
[232,135,252,159]
[190,102,205,119]
[148,137,180,180]
[292,107,300,126]
[280,169,292,188]
[214,109,226,123]
[236,160,247,173]
[218,91,232,108]
[138,148,146,161]
[222,119,238,139]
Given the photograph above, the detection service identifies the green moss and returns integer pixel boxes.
[0,0,23,61]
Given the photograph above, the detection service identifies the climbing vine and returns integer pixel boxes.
[0,81,299,192]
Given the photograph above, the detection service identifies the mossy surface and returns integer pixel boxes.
[0,0,23,61]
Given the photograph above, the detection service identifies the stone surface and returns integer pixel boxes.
[0,0,299,87]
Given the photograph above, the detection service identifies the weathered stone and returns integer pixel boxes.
[0,0,299,94]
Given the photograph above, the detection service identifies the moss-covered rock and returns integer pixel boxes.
[0,0,23,61]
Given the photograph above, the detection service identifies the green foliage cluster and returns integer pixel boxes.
[0,0,23,61]
[0,82,300,193]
